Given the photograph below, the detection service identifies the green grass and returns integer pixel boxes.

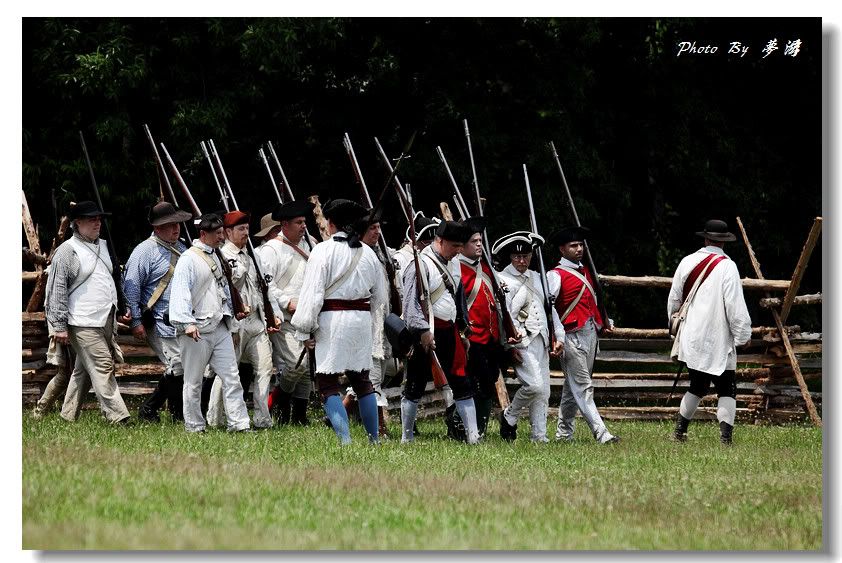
[22,411,822,550]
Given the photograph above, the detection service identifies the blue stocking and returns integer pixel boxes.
[323,394,351,445]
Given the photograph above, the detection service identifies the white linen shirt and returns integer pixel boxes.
[499,264,563,348]
[667,246,752,374]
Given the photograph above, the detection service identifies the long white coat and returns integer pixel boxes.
[667,246,752,374]
[291,233,388,374]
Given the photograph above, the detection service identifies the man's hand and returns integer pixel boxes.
[287,298,298,315]
[420,331,436,353]
[132,325,147,342]
[55,331,70,346]
[235,311,248,320]
[461,336,471,353]
[267,315,281,334]
[506,333,523,345]
[510,348,524,365]
[117,310,132,325]
[303,338,316,350]
[185,325,201,342]
[550,340,565,358]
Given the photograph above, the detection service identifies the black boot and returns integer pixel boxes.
[673,413,691,442]
[275,390,292,425]
[291,397,310,426]
[139,374,168,422]
[720,421,734,445]
[499,410,517,442]
[475,397,493,438]
[445,404,467,442]
[166,374,184,422]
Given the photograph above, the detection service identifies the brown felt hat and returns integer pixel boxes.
[148,201,193,226]
[254,213,282,238]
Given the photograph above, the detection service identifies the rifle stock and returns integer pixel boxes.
[78,131,128,317]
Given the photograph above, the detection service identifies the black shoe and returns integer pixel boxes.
[291,397,310,426]
[499,411,517,442]
[673,413,691,442]
[115,416,134,426]
[602,435,621,444]
[720,421,733,445]
[322,416,333,429]
[137,409,159,423]
[275,390,292,425]
[231,427,256,434]
[445,404,467,442]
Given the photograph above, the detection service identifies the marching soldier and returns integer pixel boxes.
[454,217,505,437]
[399,221,482,444]
[169,213,252,433]
[393,211,440,299]
[45,201,131,424]
[256,200,317,425]
[124,201,193,422]
[290,199,388,445]
[667,219,751,445]
[494,231,562,442]
[206,210,280,430]
[547,226,619,444]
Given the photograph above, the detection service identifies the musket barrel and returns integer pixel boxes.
[259,147,283,204]
[372,137,411,223]
[463,119,483,217]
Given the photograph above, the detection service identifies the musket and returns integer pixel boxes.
[549,141,610,331]
[78,131,129,317]
[372,137,411,224]
[463,119,484,217]
[160,141,247,319]
[369,131,417,222]
[523,164,557,351]
[258,147,283,204]
[205,140,280,333]
[143,124,192,243]
[343,132,402,314]
[403,183,448,389]
[435,145,519,342]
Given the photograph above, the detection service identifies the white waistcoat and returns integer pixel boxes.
[66,237,117,328]
[188,248,227,331]
[420,246,457,323]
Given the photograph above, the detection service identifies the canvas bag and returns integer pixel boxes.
[670,254,726,360]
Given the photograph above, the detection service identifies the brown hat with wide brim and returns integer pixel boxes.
[148,201,193,226]
[254,213,282,238]
[695,219,736,242]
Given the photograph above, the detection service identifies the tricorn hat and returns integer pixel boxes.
[491,230,546,257]
[695,219,736,242]
[405,211,441,243]
[195,213,224,232]
[148,201,192,226]
[69,200,111,220]
[550,225,591,246]
[272,200,315,221]
[462,216,488,236]
[254,213,282,238]
[436,220,473,244]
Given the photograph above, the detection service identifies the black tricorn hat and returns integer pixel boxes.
[322,198,370,227]
[406,212,441,242]
[695,219,736,242]
[69,200,111,220]
[436,220,473,243]
[272,200,315,221]
[492,230,546,257]
[550,225,591,246]
[195,213,224,232]
[148,201,193,226]
[463,216,488,236]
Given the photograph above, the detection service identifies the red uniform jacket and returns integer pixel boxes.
[551,264,604,332]
[460,260,500,345]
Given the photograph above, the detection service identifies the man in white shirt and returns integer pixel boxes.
[667,219,752,445]
[169,213,251,433]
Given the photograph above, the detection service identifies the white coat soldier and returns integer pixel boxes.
[123,201,192,423]
[399,220,483,445]
[454,216,508,438]
[393,212,440,300]
[206,211,281,430]
[341,209,394,438]
[256,199,317,425]
[667,219,751,445]
[44,200,131,424]
[168,213,252,433]
[547,225,620,444]
[290,199,388,445]
[494,231,563,442]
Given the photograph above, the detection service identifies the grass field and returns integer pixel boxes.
[22,410,822,550]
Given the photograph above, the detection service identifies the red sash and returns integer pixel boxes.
[434,318,467,377]
[321,298,371,312]
[682,254,728,302]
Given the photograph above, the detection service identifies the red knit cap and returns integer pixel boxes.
[223,210,250,229]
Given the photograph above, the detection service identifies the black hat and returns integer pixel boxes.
[463,216,488,236]
[148,201,193,226]
[405,212,441,243]
[550,225,591,246]
[695,219,736,242]
[69,200,111,220]
[491,230,546,256]
[195,213,224,232]
[322,199,369,227]
[436,220,473,243]
[365,207,384,226]
[272,200,315,221]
